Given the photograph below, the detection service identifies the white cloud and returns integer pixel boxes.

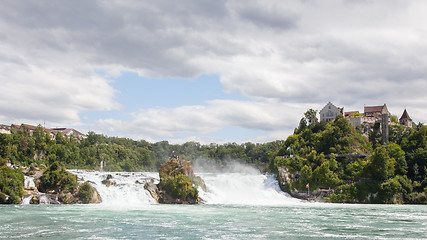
[1,0,427,142]
[96,100,317,142]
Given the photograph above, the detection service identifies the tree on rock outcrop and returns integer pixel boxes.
[38,161,101,204]
[78,181,95,204]
[39,161,77,193]
[152,156,205,204]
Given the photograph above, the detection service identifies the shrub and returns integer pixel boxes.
[0,192,7,203]
[39,161,77,193]
[78,181,94,204]
[405,192,427,204]
[0,166,24,204]
[328,181,380,203]
[378,179,403,203]
[0,157,6,167]
[163,173,198,202]
[329,184,358,203]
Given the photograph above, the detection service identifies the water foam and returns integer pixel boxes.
[24,176,36,188]
[69,170,159,206]
[69,169,302,206]
[199,172,302,205]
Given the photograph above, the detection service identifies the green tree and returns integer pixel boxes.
[39,161,77,193]
[367,146,396,181]
[387,143,407,175]
[0,166,24,204]
[313,162,341,187]
[390,115,399,124]
[163,173,198,202]
[300,165,312,189]
[304,109,318,125]
[78,181,94,204]
[378,178,403,203]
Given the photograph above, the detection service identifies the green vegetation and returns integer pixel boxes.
[0,165,24,204]
[158,158,199,203]
[0,114,426,204]
[163,174,198,202]
[39,161,77,193]
[270,113,427,204]
[0,125,281,172]
[78,181,95,204]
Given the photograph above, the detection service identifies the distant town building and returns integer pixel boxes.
[0,124,11,134]
[344,111,360,118]
[51,128,86,140]
[7,123,86,140]
[319,102,343,123]
[344,111,364,128]
[11,124,58,138]
[399,109,413,127]
[363,104,390,123]
[308,115,318,125]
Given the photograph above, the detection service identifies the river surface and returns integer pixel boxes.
[1,170,426,239]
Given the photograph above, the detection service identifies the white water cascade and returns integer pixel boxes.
[198,172,302,205]
[22,176,37,205]
[69,170,159,205]
[24,176,36,189]
[70,169,302,206]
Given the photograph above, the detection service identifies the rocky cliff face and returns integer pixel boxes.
[277,166,292,186]
[145,157,205,204]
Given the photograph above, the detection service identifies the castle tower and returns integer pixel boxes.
[399,109,413,127]
[381,113,389,144]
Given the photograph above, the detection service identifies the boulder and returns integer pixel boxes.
[89,188,102,204]
[101,179,116,186]
[30,195,40,204]
[144,180,161,202]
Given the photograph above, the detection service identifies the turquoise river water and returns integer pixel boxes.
[1,170,426,239]
[1,203,426,239]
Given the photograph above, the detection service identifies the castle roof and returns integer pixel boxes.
[364,104,386,113]
[320,102,343,113]
[400,109,412,121]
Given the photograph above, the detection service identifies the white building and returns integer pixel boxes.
[319,102,344,123]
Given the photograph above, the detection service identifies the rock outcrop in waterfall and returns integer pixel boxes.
[145,155,205,204]
[22,162,101,204]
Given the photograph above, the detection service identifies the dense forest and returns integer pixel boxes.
[269,113,427,204]
[0,125,281,172]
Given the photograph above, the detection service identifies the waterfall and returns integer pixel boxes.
[199,172,302,205]
[22,176,37,205]
[24,176,36,188]
[22,195,33,205]
[69,170,159,205]
[70,169,301,206]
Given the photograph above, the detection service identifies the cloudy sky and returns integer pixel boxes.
[1,0,426,144]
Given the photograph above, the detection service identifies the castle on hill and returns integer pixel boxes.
[318,102,413,128]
